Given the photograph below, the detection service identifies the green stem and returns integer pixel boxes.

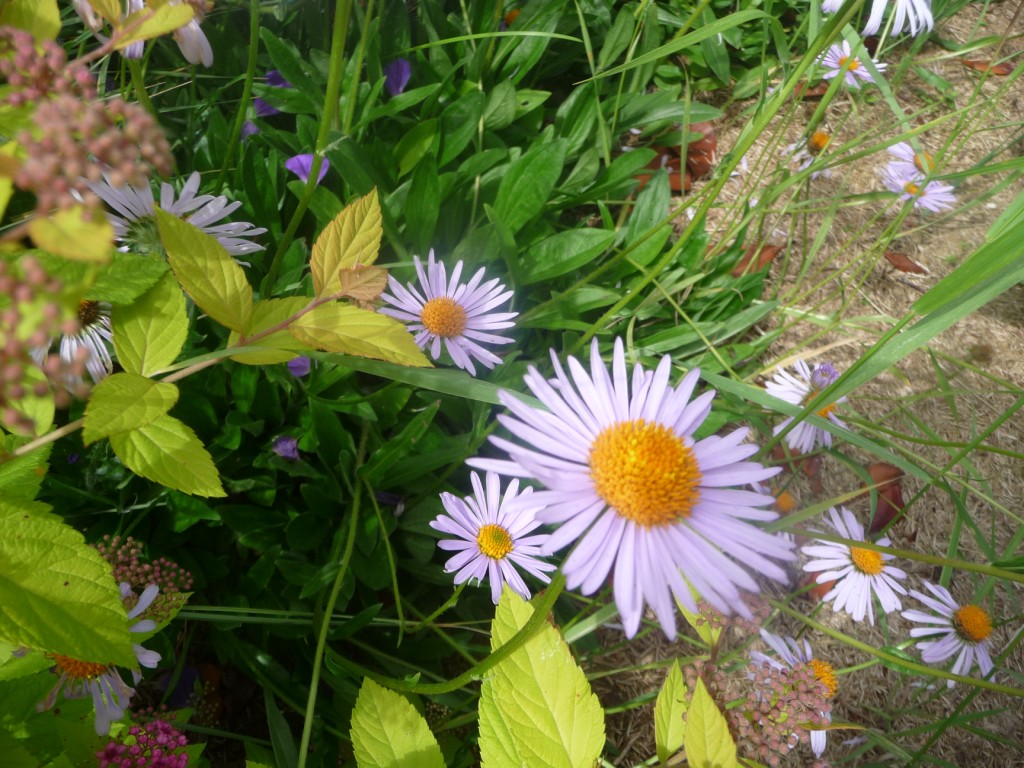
[126,58,155,116]
[216,0,261,191]
[296,424,367,768]
[341,0,376,135]
[408,583,467,633]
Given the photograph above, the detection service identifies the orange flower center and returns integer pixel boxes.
[849,546,884,575]
[953,604,992,643]
[589,419,702,528]
[809,131,831,154]
[914,152,934,173]
[802,388,836,418]
[420,297,468,337]
[903,182,921,196]
[809,658,839,698]
[838,55,860,71]
[49,654,109,680]
[476,523,514,560]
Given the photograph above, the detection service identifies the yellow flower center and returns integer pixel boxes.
[476,523,513,560]
[78,300,101,327]
[809,658,839,698]
[903,181,921,196]
[802,389,836,418]
[420,297,468,337]
[953,604,992,643]
[838,55,860,71]
[809,131,831,154]
[49,654,109,680]
[914,152,934,173]
[849,546,884,575]
[589,419,702,528]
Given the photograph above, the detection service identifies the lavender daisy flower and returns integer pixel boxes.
[285,154,330,186]
[887,141,936,178]
[750,629,838,757]
[802,506,907,625]
[73,0,145,59]
[881,165,956,212]
[379,250,517,376]
[430,471,555,604]
[765,359,848,454]
[468,337,795,639]
[384,58,412,96]
[822,0,933,37]
[787,130,833,179]
[819,40,886,88]
[901,582,995,687]
[87,171,268,257]
[32,300,113,386]
[171,1,213,67]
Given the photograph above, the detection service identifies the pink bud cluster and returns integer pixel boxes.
[96,535,194,622]
[0,27,95,105]
[96,719,189,768]
[696,594,772,636]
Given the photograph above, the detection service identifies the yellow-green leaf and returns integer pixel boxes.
[0,498,135,667]
[83,0,121,24]
[27,207,113,262]
[289,303,429,367]
[109,414,225,497]
[655,660,688,764]
[228,297,310,365]
[157,208,253,333]
[0,0,60,40]
[479,589,605,768]
[684,678,737,768]
[83,373,179,445]
[311,189,382,297]
[0,435,50,500]
[0,143,17,222]
[350,678,445,768]
[113,271,188,376]
[0,365,54,437]
[678,593,721,647]
[115,3,194,49]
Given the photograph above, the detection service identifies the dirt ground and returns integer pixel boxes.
[595,2,1024,765]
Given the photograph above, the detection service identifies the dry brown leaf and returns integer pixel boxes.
[962,59,1014,76]
[337,264,388,307]
[884,251,928,274]
[865,462,905,534]
[732,244,783,277]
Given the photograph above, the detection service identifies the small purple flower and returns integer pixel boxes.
[254,97,279,118]
[384,58,412,97]
[266,69,292,88]
[287,356,311,377]
[273,436,300,461]
[241,120,260,141]
[285,154,330,186]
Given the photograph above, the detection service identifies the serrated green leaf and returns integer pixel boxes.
[157,208,253,333]
[113,271,187,376]
[479,589,604,768]
[0,499,134,666]
[116,3,193,48]
[350,678,445,768]
[684,678,737,768]
[108,414,225,497]
[27,207,113,262]
[311,189,382,297]
[228,297,310,364]
[290,303,429,366]
[83,373,179,445]
[0,436,50,499]
[0,0,60,39]
[87,252,168,305]
[655,660,688,764]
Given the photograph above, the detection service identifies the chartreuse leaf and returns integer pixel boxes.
[27,207,114,262]
[684,678,737,768]
[311,189,382,297]
[87,252,168,305]
[1,365,54,437]
[678,594,721,647]
[116,2,194,49]
[479,589,604,768]
[228,297,310,365]
[83,373,179,445]
[290,303,429,366]
[655,660,688,764]
[0,0,60,39]
[0,436,50,499]
[350,678,445,768]
[113,271,188,376]
[0,143,16,221]
[157,208,253,333]
[0,498,135,667]
[109,414,225,498]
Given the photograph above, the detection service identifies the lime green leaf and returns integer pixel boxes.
[112,271,187,376]
[157,208,253,333]
[290,303,429,366]
[82,0,120,24]
[87,252,168,305]
[27,207,113,262]
[109,414,225,498]
[116,3,194,49]
[228,297,310,365]
[0,0,60,39]
[655,660,688,764]
[1,365,54,437]
[677,594,721,647]
[0,143,17,221]
[0,435,51,499]
[0,499,134,666]
[684,678,737,768]
[311,189,382,297]
[83,373,179,446]
[350,678,445,768]
[479,589,604,768]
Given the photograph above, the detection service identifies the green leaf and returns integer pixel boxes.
[116,3,194,49]
[655,660,688,764]
[290,303,429,367]
[350,678,445,768]
[479,590,604,768]
[0,0,59,39]
[677,595,721,647]
[493,139,567,234]
[522,228,615,284]
[108,414,225,497]
[83,373,179,445]
[264,690,299,768]
[311,188,383,297]
[684,678,737,768]
[228,297,310,364]
[0,435,50,499]
[113,271,188,376]
[395,118,438,178]
[87,252,169,305]
[157,208,253,333]
[0,499,135,666]
[1,365,54,437]
[27,207,113,262]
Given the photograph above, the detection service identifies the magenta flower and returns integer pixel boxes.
[285,154,330,186]
[384,58,412,96]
